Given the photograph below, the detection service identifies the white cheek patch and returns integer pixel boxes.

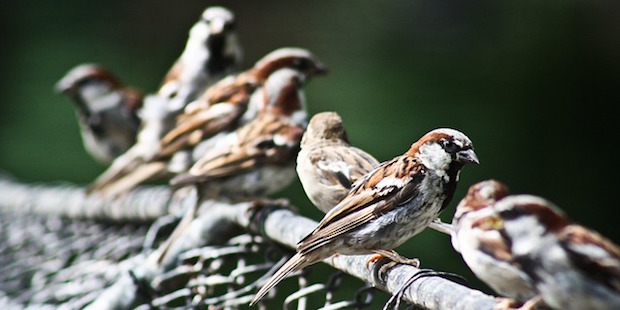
[418,143,452,172]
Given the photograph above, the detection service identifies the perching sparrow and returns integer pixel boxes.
[170,68,310,201]
[158,6,242,109]
[296,112,455,235]
[160,47,327,159]
[296,111,379,212]
[88,48,326,197]
[87,7,243,196]
[451,180,538,303]
[152,69,310,263]
[251,128,479,305]
[490,191,620,309]
[56,64,143,164]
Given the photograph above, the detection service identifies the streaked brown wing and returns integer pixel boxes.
[158,102,246,157]
[560,224,620,292]
[171,114,303,186]
[298,157,424,253]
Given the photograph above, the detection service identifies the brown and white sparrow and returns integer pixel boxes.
[158,6,242,109]
[170,68,310,201]
[296,111,379,212]
[88,48,326,197]
[153,68,310,264]
[296,112,456,236]
[160,47,327,159]
[453,180,620,309]
[86,7,244,195]
[451,180,538,304]
[56,64,143,164]
[251,128,479,305]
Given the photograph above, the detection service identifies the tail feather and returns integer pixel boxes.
[97,161,167,197]
[87,150,141,194]
[250,253,308,306]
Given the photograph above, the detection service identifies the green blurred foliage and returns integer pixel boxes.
[1,0,619,299]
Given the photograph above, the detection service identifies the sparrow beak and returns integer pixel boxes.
[457,149,479,165]
[54,76,74,94]
[209,19,226,36]
[312,62,329,76]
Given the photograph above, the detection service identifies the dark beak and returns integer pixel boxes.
[457,149,479,165]
[312,62,329,76]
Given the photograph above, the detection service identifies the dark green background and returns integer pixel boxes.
[1,0,619,299]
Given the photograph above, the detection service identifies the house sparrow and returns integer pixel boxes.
[250,128,479,306]
[296,112,456,235]
[451,180,538,304]
[55,64,143,164]
[86,7,244,195]
[153,69,309,264]
[453,180,620,309]
[160,47,327,159]
[158,6,242,109]
[296,111,380,212]
[492,193,620,309]
[170,68,310,201]
[88,48,326,197]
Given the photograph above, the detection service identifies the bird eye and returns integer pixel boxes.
[294,58,311,71]
[442,140,459,153]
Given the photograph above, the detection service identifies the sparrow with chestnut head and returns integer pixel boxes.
[251,128,479,306]
[296,111,455,235]
[88,48,327,197]
[453,180,620,309]
[170,68,310,201]
[56,64,143,164]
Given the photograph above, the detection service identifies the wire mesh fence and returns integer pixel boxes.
[0,211,148,309]
[0,177,499,310]
[0,212,391,309]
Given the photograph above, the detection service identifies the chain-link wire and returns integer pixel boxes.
[0,211,390,309]
[138,234,388,309]
[0,179,500,310]
[0,211,148,309]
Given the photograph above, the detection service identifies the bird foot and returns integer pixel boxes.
[494,296,542,310]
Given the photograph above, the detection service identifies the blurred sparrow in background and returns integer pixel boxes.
[89,48,326,197]
[170,68,311,201]
[154,68,311,264]
[158,6,242,109]
[87,6,243,195]
[56,64,143,164]
[251,128,479,305]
